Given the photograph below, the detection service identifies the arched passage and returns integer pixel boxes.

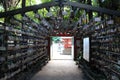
[0,0,120,80]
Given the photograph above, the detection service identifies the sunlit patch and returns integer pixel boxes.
[35,0,42,4]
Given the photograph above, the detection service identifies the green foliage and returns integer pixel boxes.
[0,0,120,26]
[93,12,98,18]
[0,0,21,11]
[63,6,71,19]
[0,18,4,23]
[0,5,4,12]
[26,11,34,19]
[50,6,60,17]
[38,8,48,17]
[14,14,22,20]
[38,9,44,17]
[25,11,39,23]
[26,0,52,7]
[16,0,22,9]
[26,0,37,6]
[92,0,99,6]
[41,0,52,3]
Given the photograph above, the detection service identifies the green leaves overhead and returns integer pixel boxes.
[0,18,4,23]
[92,0,99,6]
[0,0,120,12]
[0,0,20,11]
[0,0,120,24]
[14,14,22,20]
[40,0,52,3]
[26,11,39,23]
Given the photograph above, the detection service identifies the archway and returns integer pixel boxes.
[51,36,74,60]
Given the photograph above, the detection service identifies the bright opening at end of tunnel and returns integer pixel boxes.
[51,36,74,60]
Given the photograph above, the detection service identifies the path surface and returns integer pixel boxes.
[31,60,87,80]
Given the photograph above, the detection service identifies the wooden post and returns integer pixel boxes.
[22,0,26,8]
[87,0,92,20]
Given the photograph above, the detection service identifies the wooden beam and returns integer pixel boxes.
[22,0,26,8]
[0,2,58,18]
[65,1,120,16]
[0,1,120,18]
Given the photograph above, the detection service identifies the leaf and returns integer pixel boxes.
[41,0,52,3]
